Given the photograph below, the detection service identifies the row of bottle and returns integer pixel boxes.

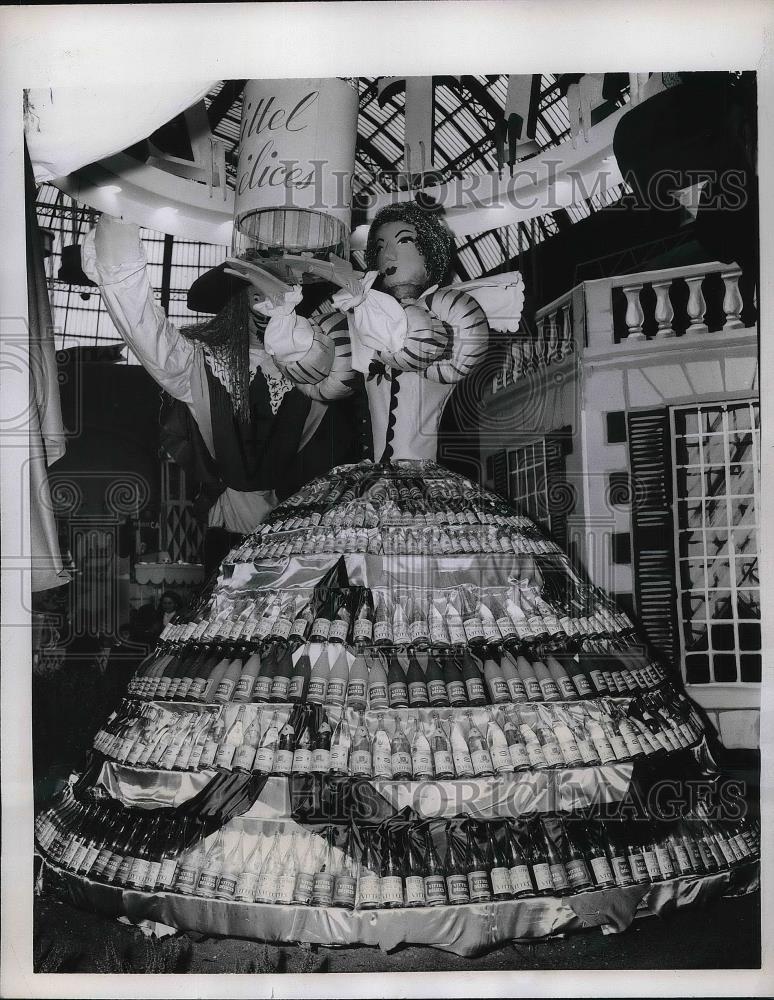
[251,498,540,535]
[169,581,635,652]
[128,641,665,709]
[38,798,759,908]
[97,693,701,776]
[245,523,561,559]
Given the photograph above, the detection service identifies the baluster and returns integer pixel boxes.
[622,284,646,341]
[653,279,675,338]
[562,303,574,357]
[721,268,744,330]
[546,311,559,364]
[685,275,708,334]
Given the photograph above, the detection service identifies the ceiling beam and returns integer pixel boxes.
[207,80,247,130]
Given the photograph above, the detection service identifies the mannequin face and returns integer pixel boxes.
[373,221,430,301]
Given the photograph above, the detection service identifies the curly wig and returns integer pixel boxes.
[364,201,454,288]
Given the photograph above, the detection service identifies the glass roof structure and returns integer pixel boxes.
[36,74,633,353]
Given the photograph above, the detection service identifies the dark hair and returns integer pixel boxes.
[159,590,182,610]
[365,202,454,287]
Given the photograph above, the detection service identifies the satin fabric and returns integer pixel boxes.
[95,762,633,819]
[220,551,553,593]
[41,861,758,957]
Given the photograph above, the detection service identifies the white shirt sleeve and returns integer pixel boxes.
[81,217,196,405]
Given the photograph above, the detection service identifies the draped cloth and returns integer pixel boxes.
[25,142,70,592]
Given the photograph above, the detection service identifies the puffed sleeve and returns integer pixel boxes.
[81,216,196,404]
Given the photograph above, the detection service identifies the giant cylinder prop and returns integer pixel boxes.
[233,78,358,269]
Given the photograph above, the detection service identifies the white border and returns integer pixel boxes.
[1,3,772,998]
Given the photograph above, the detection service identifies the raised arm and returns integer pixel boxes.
[81,215,196,404]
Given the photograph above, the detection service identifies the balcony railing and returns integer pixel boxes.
[491,259,757,393]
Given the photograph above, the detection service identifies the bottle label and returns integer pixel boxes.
[232,745,256,771]
[253,676,274,701]
[353,619,373,644]
[491,866,511,896]
[482,622,501,643]
[542,742,565,768]
[101,851,123,882]
[428,679,448,702]
[510,864,534,895]
[463,619,485,642]
[289,617,310,641]
[310,618,332,641]
[430,622,450,645]
[380,874,404,905]
[538,678,561,700]
[330,742,349,774]
[391,750,412,777]
[452,749,474,776]
[91,847,114,878]
[174,863,199,893]
[256,872,279,903]
[373,750,392,779]
[197,868,220,896]
[448,622,467,645]
[234,871,259,902]
[327,678,346,703]
[388,682,408,706]
[368,682,388,706]
[433,749,454,776]
[312,747,333,773]
[465,677,486,702]
[524,743,546,768]
[446,680,467,704]
[271,616,294,641]
[404,874,426,905]
[503,679,526,703]
[143,859,161,890]
[411,750,433,777]
[347,679,367,703]
[609,734,629,760]
[566,858,592,889]
[556,677,577,700]
[424,874,447,904]
[467,870,491,900]
[275,873,295,905]
[490,746,512,773]
[357,873,381,907]
[216,873,238,899]
[351,749,372,775]
[630,851,649,882]
[470,748,493,774]
[592,735,616,765]
[550,862,570,892]
[555,740,582,770]
[532,862,553,893]
[496,616,517,640]
[523,678,542,701]
[292,871,314,905]
[409,621,430,643]
[157,857,178,890]
[128,857,150,887]
[655,846,676,878]
[289,748,310,774]
[590,855,614,885]
[373,621,392,643]
[642,849,662,880]
[187,677,207,701]
[408,682,429,704]
[332,874,357,906]
[392,620,410,645]
[490,678,510,702]
[609,854,633,885]
[589,669,606,692]
[274,750,293,774]
[253,747,276,772]
[508,743,531,769]
[215,678,237,702]
[270,675,291,701]
[306,678,328,704]
[446,873,470,903]
[329,620,350,643]
[572,674,594,698]
[214,743,237,770]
